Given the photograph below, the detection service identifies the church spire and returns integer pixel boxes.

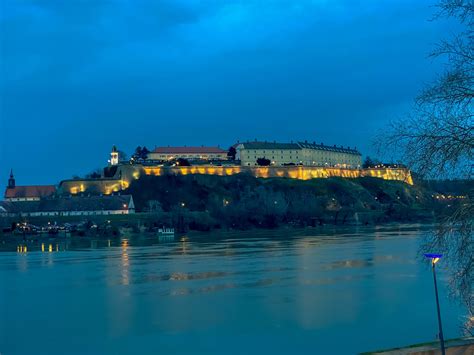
[110,145,119,166]
[8,169,15,189]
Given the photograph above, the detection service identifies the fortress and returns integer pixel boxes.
[58,163,414,196]
[57,141,413,195]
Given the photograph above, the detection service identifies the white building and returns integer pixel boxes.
[148,146,228,161]
[0,195,135,217]
[236,140,361,167]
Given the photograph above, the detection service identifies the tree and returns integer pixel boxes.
[148,200,163,213]
[86,171,101,179]
[132,146,150,161]
[256,157,271,166]
[132,146,142,161]
[362,157,374,168]
[362,156,382,168]
[227,146,237,160]
[379,0,473,334]
[118,150,128,162]
[176,158,190,166]
[141,146,150,160]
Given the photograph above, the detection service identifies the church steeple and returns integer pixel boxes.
[110,145,119,166]
[7,169,15,189]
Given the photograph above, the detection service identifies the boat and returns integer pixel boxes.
[157,227,175,238]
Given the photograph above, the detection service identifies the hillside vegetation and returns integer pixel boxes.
[125,174,441,230]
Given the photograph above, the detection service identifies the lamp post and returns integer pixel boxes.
[424,253,445,355]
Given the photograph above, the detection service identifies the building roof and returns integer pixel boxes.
[4,185,56,199]
[238,141,361,155]
[152,146,227,154]
[240,141,301,150]
[297,141,361,155]
[0,195,134,213]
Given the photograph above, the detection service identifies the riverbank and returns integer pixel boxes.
[2,174,466,236]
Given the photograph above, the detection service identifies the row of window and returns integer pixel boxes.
[247,156,299,160]
[155,154,225,158]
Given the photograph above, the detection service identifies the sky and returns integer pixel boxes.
[0,0,459,190]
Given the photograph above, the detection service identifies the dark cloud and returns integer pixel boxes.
[0,0,458,189]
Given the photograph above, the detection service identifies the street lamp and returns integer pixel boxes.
[424,253,445,355]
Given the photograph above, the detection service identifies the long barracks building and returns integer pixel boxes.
[236,141,362,168]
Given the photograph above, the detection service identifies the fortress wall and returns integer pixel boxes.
[59,165,413,196]
[58,179,129,196]
[141,166,413,184]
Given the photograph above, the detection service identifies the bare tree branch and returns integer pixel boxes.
[378,0,473,334]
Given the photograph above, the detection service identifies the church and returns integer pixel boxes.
[4,170,56,201]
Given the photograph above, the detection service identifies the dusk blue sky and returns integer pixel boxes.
[0,0,458,190]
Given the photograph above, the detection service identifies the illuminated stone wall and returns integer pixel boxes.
[141,166,413,185]
[58,178,130,196]
[59,165,413,196]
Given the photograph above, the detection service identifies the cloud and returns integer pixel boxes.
[0,0,457,188]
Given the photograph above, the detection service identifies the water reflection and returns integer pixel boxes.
[0,224,467,355]
[121,238,130,285]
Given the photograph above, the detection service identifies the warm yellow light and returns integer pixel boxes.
[432,258,440,265]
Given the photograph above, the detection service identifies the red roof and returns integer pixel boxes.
[153,146,227,154]
[4,185,56,199]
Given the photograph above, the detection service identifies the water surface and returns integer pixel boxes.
[0,224,465,354]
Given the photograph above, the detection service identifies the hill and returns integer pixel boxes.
[124,174,440,231]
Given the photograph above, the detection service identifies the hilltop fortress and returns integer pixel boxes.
[57,140,413,196]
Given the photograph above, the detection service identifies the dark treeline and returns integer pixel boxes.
[125,174,447,231]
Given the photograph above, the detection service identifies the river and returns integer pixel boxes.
[0,224,466,354]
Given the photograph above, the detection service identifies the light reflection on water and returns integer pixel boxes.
[0,224,466,355]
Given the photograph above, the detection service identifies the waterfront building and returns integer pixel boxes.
[147,146,227,161]
[236,141,361,167]
[4,170,56,201]
[0,194,135,217]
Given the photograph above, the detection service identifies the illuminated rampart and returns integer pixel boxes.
[142,166,413,185]
[59,165,413,196]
